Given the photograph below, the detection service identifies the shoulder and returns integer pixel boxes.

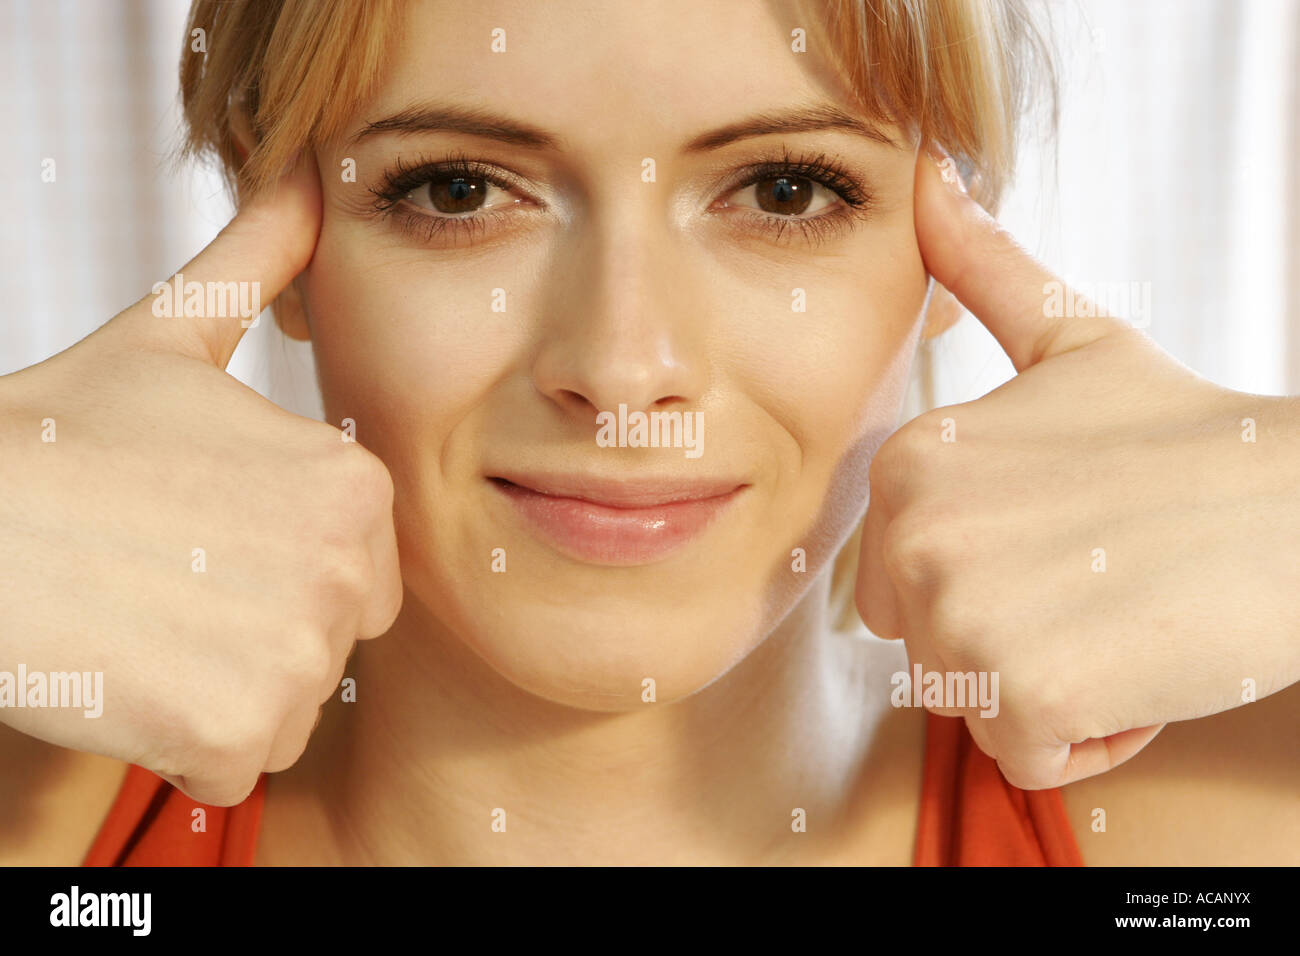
[0,722,129,865]
[1059,682,1300,865]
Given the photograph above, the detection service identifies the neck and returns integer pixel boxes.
[273,571,888,865]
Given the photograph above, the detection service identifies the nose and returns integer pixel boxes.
[531,208,708,422]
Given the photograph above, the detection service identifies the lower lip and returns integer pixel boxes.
[491,480,744,566]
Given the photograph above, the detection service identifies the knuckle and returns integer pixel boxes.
[893,413,944,457]
[998,668,1075,755]
[927,593,980,657]
[339,444,394,509]
[272,632,335,691]
[853,584,876,633]
[134,692,273,804]
[1031,671,1081,741]
[974,720,1055,791]
[376,564,404,630]
[871,414,947,492]
[206,709,267,758]
[185,714,271,787]
[881,511,946,591]
[264,745,306,775]
[867,441,895,493]
[364,452,396,507]
[264,724,314,774]
[995,756,1054,791]
[199,773,262,808]
[872,431,913,488]
[319,659,348,705]
[322,541,372,597]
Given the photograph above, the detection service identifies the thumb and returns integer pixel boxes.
[913,141,1129,373]
[117,152,322,370]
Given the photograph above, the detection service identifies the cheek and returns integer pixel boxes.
[299,218,525,453]
[721,223,929,500]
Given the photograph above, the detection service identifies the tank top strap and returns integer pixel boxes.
[82,765,266,866]
[914,711,1084,865]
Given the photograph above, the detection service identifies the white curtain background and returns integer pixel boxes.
[1,0,1297,422]
[922,0,1300,412]
[0,0,322,417]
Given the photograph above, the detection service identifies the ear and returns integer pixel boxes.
[921,279,964,341]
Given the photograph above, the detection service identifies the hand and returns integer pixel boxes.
[0,156,403,806]
[856,142,1300,790]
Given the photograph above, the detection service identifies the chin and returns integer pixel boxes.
[429,572,769,712]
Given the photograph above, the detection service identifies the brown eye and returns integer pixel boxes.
[753,175,814,215]
[397,170,526,219]
[722,173,839,220]
[426,176,488,214]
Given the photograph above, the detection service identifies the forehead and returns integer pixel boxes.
[358,0,872,151]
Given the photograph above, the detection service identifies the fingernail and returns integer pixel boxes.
[926,141,967,195]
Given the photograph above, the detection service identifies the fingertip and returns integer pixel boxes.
[281,155,323,271]
[922,140,969,195]
[277,152,323,219]
[245,149,320,219]
[914,141,992,272]
[238,151,323,287]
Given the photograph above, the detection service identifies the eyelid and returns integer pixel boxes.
[385,203,534,248]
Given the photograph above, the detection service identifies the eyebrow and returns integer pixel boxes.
[683,104,898,152]
[350,101,897,151]
[351,104,560,149]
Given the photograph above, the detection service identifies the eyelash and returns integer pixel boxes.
[369,152,530,246]
[368,147,874,248]
[715,147,875,246]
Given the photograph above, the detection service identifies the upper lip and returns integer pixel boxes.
[489,472,747,508]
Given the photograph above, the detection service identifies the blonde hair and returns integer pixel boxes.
[179,0,402,198]
[179,0,1058,634]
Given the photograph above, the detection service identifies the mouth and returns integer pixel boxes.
[487,472,748,566]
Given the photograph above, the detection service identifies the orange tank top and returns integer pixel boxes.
[81,712,1084,866]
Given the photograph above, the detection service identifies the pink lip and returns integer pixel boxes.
[488,473,747,566]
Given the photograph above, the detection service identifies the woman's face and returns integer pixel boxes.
[301,0,930,709]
